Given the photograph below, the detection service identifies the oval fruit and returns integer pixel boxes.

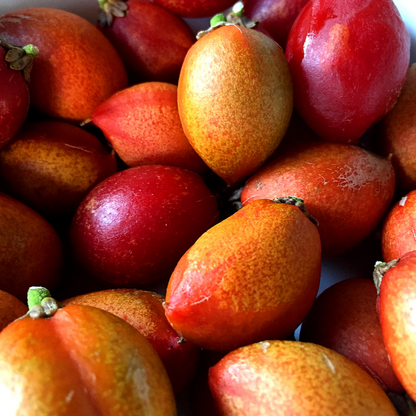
[0,8,128,123]
[70,165,219,286]
[285,0,410,143]
[178,24,293,186]
[209,340,399,415]
[165,198,321,352]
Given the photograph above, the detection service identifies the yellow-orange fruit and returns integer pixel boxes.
[165,199,321,352]
[178,25,293,186]
[209,340,399,415]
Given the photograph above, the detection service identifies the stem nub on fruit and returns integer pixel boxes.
[272,196,319,226]
[25,286,61,319]
[98,0,128,27]
[373,258,400,295]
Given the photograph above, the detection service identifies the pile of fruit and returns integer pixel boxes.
[0,0,415,414]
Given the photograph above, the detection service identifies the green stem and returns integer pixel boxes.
[22,44,39,58]
[210,14,227,27]
[27,286,52,309]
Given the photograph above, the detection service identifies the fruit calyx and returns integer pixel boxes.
[272,196,319,226]
[373,258,400,295]
[98,0,128,27]
[25,286,61,319]
[0,38,38,83]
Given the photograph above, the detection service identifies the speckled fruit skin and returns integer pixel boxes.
[285,0,410,143]
[178,25,293,186]
[0,47,29,149]
[0,120,117,218]
[165,199,321,352]
[62,289,201,394]
[243,0,309,48]
[376,63,416,194]
[0,8,128,123]
[0,193,63,301]
[208,340,399,416]
[151,0,236,18]
[300,278,403,395]
[0,303,177,415]
[99,1,194,84]
[70,165,219,286]
[378,251,416,402]
[381,190,416,262]
[92,82,207,175]
[240,140,395,256]
[0,290,28,332]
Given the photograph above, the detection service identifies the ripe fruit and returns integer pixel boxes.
[178,22,293,186]
[240,139,395,256]
[300,277,403,394]
[70,165,219,286]
[0,290,28,331]
[0,8,128,123]
[165,198,321,352]
[91,82,208,174]
[98,0,195,84]
[151,0,236,18]
[0,120,117,218]
[0,193,63,301]
[285,0,410,143]
[62,288,201,393]
[209,340,399,415]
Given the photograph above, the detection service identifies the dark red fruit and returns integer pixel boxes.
[151,0,236,18]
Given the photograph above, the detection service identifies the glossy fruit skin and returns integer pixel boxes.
[151,0,236,18]
[381,190,416,262]
[99,1,195,84]
[300,277,403,394]
[70,165,219,286]
[208,340,399,415]
[92,82,208,175]
[285,0,410,143]
[0,120,117,218]
[0,290,28,332]
[375,63,416,194]
[0,47,29,149]
[62,289,201,393]
[243,0,309,48]
[165,199,321,352]
[0,8,128,123]
[178,25,293,186]
[378,251,416,401]
[0,303,176,415]
[240,139,395,256]
[0,193,63,301]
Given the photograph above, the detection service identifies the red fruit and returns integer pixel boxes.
[70,165,219,286]
[285,0,410,143]
[151,0,236,18]
[300,277,404,394]
[91,82,208,174]
[62,289,201,393]
[0,44,30,149]
[0,290,28,332]
[375,251,416,401]
[240,139,395,256]
[98,0,195,84]
[165,198,321,352]
[0,8,128,123]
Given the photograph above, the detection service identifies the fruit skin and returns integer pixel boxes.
[0,192,63,301]
[0,290,28,332]
[285,0,410,143]
[165,199,321,352]
[70,165,219,286]
[178,25,293,186]
[151,0,236,18]
[0,8,128,123]
[381,190,416,262]
[208,340,399,415]
[375,63,416,194]
[0,303,177,415]
[378,250,416,401]
[300,277,403,395]
[240,139,395,256]
[99,0,195,84]
[0,120,117,218]
[0,46,29,149]
[62,288,201,394]
[91,82,208,175]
